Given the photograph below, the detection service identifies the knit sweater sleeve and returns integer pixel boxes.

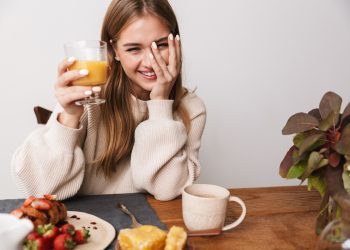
[131,94,206,201]
[11,106,87,200]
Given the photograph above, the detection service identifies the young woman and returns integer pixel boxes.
[11,0,206,201]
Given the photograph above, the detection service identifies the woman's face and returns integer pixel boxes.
[114,14,170,100]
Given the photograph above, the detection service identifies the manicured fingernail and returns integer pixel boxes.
[84,90,92,96]
[169,33,174,40]
[175,34,180,41]
[92,86,101,92]
[68,57,75,63]
[149,53,154,59]
[151,42,157,49]
[79,69,89,75]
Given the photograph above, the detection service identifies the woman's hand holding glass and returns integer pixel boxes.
[54,58,95,128]
[149,33,181,100]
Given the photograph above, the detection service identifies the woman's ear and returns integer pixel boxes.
[114,49,120,61]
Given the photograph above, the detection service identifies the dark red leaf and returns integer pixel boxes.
[282,113,319,135]
[308,108,322,121]
[319,91,342,120]
[341,102,350,123]
[280,146,298,178]
[334,123,350,155]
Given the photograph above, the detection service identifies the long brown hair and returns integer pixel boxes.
[98,0,190,178]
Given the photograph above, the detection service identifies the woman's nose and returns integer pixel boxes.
[141,49,152,67]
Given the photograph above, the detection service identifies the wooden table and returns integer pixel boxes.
[147,186,321,250]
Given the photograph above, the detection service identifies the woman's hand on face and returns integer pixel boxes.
[54,58,93,118]
[149,33,181,100]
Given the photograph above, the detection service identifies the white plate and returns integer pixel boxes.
[67,211,116,250]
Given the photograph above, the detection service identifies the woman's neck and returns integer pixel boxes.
[130,86,150,101]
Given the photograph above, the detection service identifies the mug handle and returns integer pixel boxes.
[222,196,247,231]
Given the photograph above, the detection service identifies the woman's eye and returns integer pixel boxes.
[126,48,140,52]
[157,43,168,49]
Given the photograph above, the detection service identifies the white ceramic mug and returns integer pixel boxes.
[182,184,247,231]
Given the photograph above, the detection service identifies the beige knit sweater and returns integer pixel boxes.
[11,92,206,201]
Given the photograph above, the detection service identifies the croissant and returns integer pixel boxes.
[10,194,67,228]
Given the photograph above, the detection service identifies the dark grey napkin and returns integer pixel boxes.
[0,193,167,250]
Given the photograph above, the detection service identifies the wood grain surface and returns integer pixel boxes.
[147,186,321,250]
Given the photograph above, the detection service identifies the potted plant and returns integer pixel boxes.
[280,91,350,233]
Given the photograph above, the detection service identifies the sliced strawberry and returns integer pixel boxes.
[23,195,36,207]
[31,199,51,210]
[10,208,24,218]
[43,194,57,201]
[60,223,75,236]
[53,233,76,250]
[26,231,41,241]
[73,228,90,244]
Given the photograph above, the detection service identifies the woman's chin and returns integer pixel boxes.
[141,83,156,92]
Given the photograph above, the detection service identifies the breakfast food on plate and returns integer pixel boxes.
[164,226,187,250]
[10,194,67,228]
[9,195,90,250]
[118,225,187,250]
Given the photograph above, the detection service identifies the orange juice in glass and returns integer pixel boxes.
[64,40,108,105]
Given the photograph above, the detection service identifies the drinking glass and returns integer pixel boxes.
[64,40,108,105]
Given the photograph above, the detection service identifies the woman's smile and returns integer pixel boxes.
[138,70,157,80]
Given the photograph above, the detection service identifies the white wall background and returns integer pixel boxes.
[1,0,350,199]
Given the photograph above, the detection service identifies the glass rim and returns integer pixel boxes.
[64,40,107,49]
